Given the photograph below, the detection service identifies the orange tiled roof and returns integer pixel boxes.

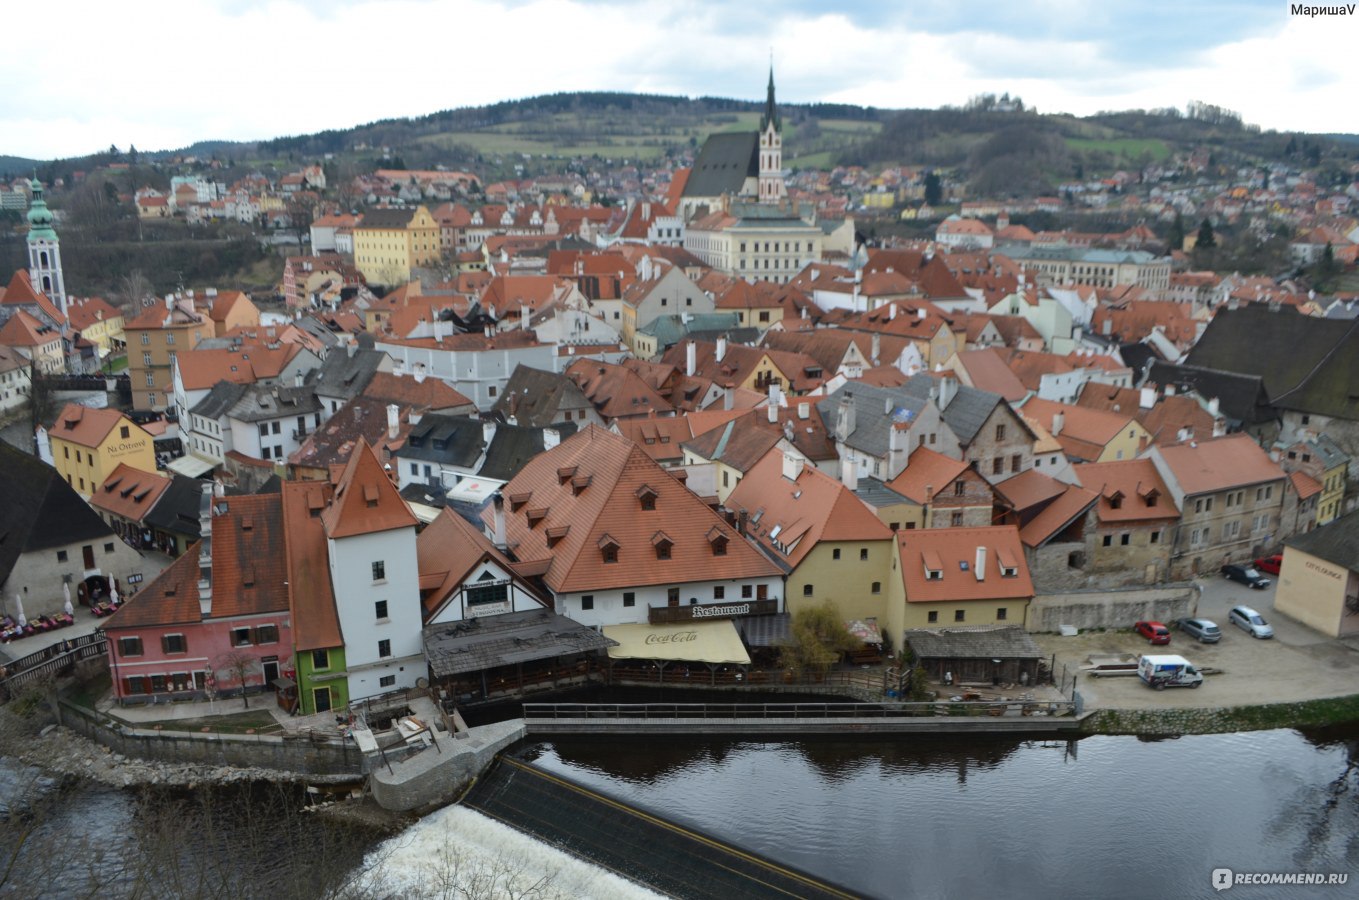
[281,483,342,652]
[89,463,171,522]
[321,439,419,539]
[363,371,474,412]
[0,308,59,347]
[896,526,1034,602]
[729,451,893,570]
[885,447,972,504]
[1153,433,1285,495]
[486,425,781,593]
[1072,459,1178,525]
[1290,470,1323,501]
[64,296,122,331]
[51,403,148,450]
[418,508,548,617]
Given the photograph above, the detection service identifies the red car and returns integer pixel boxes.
[1134,620,1172,645]
[1254,555,1283,575]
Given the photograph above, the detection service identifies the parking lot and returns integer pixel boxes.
[1034,575,1359,710]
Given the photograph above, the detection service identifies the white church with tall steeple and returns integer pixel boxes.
[757,66,786,205]
[26,177,67,317]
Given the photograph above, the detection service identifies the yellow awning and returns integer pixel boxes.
[603,620,751,665]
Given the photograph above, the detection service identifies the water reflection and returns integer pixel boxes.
[524,725,1359,899]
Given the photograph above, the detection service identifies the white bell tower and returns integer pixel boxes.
[26,178,67,316]
[758,65,786,205]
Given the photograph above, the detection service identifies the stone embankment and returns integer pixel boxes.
[1083,694,1359,735]
[0,711,351,790]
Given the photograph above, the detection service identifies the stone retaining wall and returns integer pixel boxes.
[1083,694,1359,735]
[1028,584,1198,633]
[369,720,525,812]
[60,700,366,776]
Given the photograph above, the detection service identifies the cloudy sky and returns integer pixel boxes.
[2,0,1353,160]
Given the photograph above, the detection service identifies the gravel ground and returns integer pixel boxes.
[1035,576,1359,710]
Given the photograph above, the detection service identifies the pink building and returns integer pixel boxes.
[103,490,294,704]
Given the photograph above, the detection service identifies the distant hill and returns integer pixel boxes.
[7,92,1357,196]
[0,155,41,179]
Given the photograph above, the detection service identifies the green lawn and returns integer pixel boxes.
[103,355,128,373]
[1065,137,1171,161]
[132,708,284,735]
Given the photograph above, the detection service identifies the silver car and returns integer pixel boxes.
[1228,605,1274,639]
[1178,618,1221,643]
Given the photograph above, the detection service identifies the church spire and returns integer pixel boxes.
[761,63,780,133]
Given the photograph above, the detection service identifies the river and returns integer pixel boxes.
[5,725,1357,898]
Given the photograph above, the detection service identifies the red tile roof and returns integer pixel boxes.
[729,451,893,570]
[281,479,342,651]
[321,439,419,539]
[51,403,150,450]
[1073,459,1178,525]
[896,526,1034,602]
[89,463,171,522]
[1153,433,1286,495]
[417,508,548,618]
[886,447,972,504]
[486,425,780,592]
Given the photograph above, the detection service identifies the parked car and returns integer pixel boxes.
[1254,555,1283,575]
[1134,620,1172,645]
[1228,605,1274,639]
[1178,618,1222,643]
[1221,563,1271,589]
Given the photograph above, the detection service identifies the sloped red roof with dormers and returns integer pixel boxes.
[485,425,779,593]
[321,438,418,539]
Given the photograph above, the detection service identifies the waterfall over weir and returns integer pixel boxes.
[460,755,858,900]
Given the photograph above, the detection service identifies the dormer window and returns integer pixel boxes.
[707,526,728,557]
[509,492,532,512]
[652,531,673,561]
[557,465,577,485]
[636,484,658,511]
[598,534,620,564]
[1108,491,1124,510]
[526,507,548,527]
[923,549,944,581]
[571,474,592,496]
[546,525,570,548]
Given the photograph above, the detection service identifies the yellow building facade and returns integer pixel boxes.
[353,205,441,284]
[48,404,157,497]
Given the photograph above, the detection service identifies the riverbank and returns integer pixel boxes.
[1083,693,1359,735]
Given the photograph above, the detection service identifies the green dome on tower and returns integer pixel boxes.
[26,178,57,239]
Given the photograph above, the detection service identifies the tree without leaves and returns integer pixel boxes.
[214,649,261,708]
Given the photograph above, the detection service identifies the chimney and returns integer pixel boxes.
[1139,387,1156,410]
[1102,318,1112,336]
[492,494,507,549]
[197,483,215,617]
[974,546,987,582]
[840,455,859,491]
[1208,397,1220,417]
[767,398,779,424]
[1165,384,1176,397]
[686,341,696,377]
[716,337,727,362]
[543,427,560,450]
[386,403,400,440]
[394,359,406,377]
[798,402,810,420]
[166,293,175,311]
[294,371,304,388]
[34,425,52,465]
[836,392,857,441]
[1052,411,1065,436]
[1213,418,1226,438]
[938,376,958,411]
[888,423,907,478]
[737,508,749,536]
[482,419,497,447]
[1177,426,1191,442]
[522,303,530,331]
[346,341,356,359]
[871,333,881,366]
[917,307,927,321]
[723,387,734,410]
[889,303,898,321]
[781,450,804,482]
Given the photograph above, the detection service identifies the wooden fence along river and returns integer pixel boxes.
[0,632,107,696]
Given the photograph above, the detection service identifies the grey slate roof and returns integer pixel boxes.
[683,132,758,199]
[189,381,249,420]
[309,347,388,403]
[226,384,322,423]
[480,422,579,482]
[491,366,586,428]
[815,382,930,458]
[1144,361,1274,427]
[142,474,206,540]
[1285,507,1359,573]
[423,608,616,677]
[637,313,744,349]
[400,415,486,468]
[358,206,422,229]
[853,476,912,510]
[0,441,118,587]
[905,626,1043,660]
[901,373,1002,448]
[1311,434,1351,470]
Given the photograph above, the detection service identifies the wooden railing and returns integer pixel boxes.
[0,632,107,696]
[523,699,1078,721]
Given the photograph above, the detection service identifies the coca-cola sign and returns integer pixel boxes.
[645,630,698,645]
